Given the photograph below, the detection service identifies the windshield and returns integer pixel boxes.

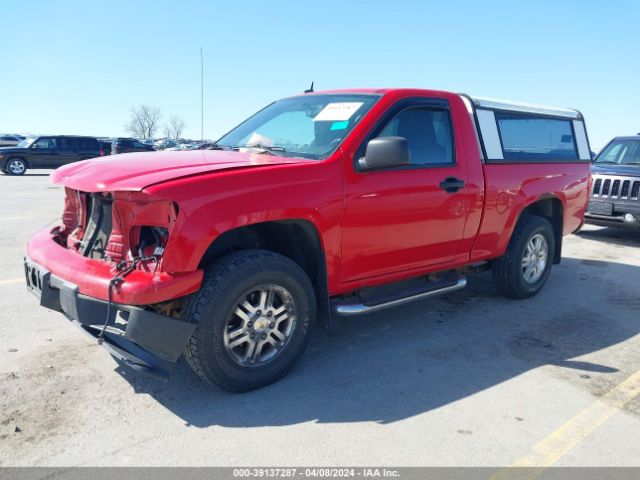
[216,94,380,160]
[594,139,640,166]
[16,136,37,148]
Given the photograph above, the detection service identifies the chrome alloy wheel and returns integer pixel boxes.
[223,284,297,367]
[522,233,548,284]
[8,160,26,175]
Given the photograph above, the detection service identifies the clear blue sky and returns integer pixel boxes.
[1,0,638,148]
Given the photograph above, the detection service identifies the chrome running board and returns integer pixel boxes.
[333,277,467,316]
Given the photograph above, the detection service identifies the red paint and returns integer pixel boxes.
[28,228,203,304]
[28,88,590,305]
[50,149,314,192]
[470,163,589,262]
[338,91,486,285]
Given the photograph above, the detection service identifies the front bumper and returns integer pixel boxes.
[585,200,640,229]
[25,256,197,378]
[27,227,203,304]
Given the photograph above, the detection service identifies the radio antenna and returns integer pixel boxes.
[304,81,314,94]
[200,47,204,143]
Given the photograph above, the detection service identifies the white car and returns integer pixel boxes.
[154,139,177,150]
[0,135,25,147]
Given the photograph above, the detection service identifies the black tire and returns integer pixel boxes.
[183,249,316,392]
[5,158,27,176]
[492,215,555,299]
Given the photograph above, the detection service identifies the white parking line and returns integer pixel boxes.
[0,278,23,286]
[0,216,33,221]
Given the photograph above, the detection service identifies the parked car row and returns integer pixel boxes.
[154,138,207,150]
[153,138,177,150]
[0,135,197,175]
[165,141,207,151]
[111,137,156,155]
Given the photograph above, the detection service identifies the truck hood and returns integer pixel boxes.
[591,164,640,177]
[51,149,314,192]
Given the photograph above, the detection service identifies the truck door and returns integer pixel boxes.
[341,99,470,283]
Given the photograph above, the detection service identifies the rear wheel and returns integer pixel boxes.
[6,158,27,176]
[183,250,315,392]
[492,215,555,299]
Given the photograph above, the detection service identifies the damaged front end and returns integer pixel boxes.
[25,187,203,378]
[59,188,177,265]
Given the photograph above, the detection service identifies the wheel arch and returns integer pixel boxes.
[512,195,564,264]
[198,219,331,326]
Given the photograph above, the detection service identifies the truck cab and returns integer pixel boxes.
[25,88,591,391]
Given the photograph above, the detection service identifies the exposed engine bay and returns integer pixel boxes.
[55,188,176,270]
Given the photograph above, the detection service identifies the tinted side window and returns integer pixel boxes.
[375,108,454,165]
[58,138,79,151]
[496,113,578,161]
[79,138,98,150]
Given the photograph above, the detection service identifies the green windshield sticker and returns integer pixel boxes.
[330,121,349,131]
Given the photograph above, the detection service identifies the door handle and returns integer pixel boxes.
[439,177,465,193]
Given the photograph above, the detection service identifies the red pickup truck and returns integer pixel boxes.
[25,88,591,391]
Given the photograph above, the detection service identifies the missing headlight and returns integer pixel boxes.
[136,226,169,258]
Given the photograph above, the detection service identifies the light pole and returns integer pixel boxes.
[200,47,204,143]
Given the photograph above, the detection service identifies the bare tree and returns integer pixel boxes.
[169,115,187,139]
[125,105,162,139]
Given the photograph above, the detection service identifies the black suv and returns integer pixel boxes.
[0,135,104,176]
[586,135,640,229]
[111,137,155,154]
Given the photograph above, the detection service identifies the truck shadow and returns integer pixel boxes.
[576,226,640,247]
[114,257,640,428]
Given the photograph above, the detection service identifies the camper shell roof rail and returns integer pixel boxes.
[467,95,582,119]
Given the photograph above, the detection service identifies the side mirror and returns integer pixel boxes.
[359,136,411,171]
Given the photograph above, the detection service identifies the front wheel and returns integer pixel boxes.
[492,215,555,299]
[183,250,316,392]
[5,158,27,176]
